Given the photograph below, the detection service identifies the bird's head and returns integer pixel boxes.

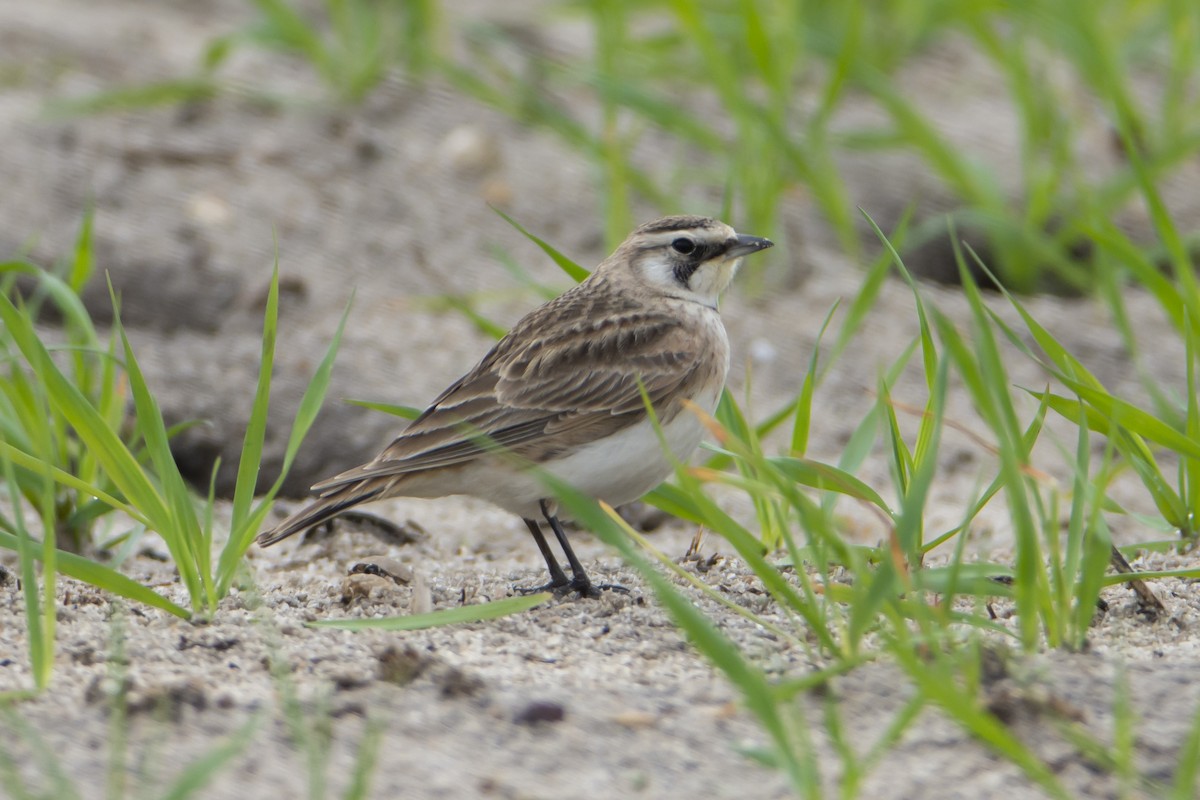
[606,216,774,307]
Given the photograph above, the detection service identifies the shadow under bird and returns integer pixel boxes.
[257,215,773,596]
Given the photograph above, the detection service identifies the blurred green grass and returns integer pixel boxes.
[59,0,1200,298]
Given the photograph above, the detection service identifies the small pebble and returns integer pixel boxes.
[514,700,565,725]
[440,125,501,176]
[612,710,658,729]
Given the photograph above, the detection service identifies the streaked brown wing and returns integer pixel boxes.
[312,295,705,493]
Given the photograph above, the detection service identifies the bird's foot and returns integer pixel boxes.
[514,577,630,599]
[566,578,630,599]
[514,579,571,596]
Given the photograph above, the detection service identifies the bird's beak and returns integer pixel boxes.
[727,233,774,258]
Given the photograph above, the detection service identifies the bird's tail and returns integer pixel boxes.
[256,481,388,547]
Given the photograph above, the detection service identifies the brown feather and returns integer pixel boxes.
[310,274,715,493]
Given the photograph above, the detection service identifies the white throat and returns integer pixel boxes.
[687,256,743,306]
[639,254,744,308]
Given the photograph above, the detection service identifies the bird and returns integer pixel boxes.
[257,215,773,596]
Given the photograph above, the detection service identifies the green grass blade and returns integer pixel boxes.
[1169,699,1200,800]
[663,469,840,651]
[1,453,50,690]
[878,376,911,494]
[766,456,892,513]
[342,716,385,800]
[276,297,352,479]
[248,0,330,72]
[310,592,552,630]
[44,79,220,117]
[1034,389,1186,527]
[587,71,726,149]
[1185,317,1199,539]
[0,528,188,618]
[551,481,814,794]
[791,303,838,456]
[0,707,81,799]
[896,359,949,561]
[1055,377,1200,460]
[0,444,150,526]
[68,207,95,294]
[487,245,562,300]
[0,292,172,530]
[230,260,280,545]
[0,263,99,349]
[159,714,260,800]
[109,279,211,611]
[1099,567,1200,585]
[955,249,1043,647]
[641,482,709,526]
[611,511,804,647]
[492,207,590,282]
[343,398,422,420]
[436,294,508,340]
[890,638,1070,798]
[229,294,351,564]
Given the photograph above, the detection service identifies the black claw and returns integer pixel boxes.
[514,578,571,595]
[513,577,630,599]
[566,577,630,599]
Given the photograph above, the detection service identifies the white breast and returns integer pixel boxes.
[541,388,718,507]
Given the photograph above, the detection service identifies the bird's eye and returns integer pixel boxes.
[671,238,696,255]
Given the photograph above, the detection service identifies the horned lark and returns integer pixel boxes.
[258,215,773,596]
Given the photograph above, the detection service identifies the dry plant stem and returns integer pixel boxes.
[1109,545,1166,616]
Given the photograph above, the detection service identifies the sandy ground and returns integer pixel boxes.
[3,512,1199,799]
[2,1,1200,798]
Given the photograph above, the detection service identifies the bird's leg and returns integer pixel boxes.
[516,517,571,593]
[539,499,629,598]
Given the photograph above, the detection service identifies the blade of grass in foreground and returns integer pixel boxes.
[0,288,208,610]
[158,714,260,800]
[548,476,818,796]
[218,286,352,597]
[0,529,189,618]
[342,716,386,800]
[948,262,1043,650]
[0,707,81,798]
[888,627,1070,799]
[228,260,281,556]
[982,250,1197,537]
[0,292,174,531]
[606,510,804,648]
[2,452,53,690]
[0,442,149,527]
[309,592,552,630]
[1170,697,1200,800]
[108,279,213,612]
